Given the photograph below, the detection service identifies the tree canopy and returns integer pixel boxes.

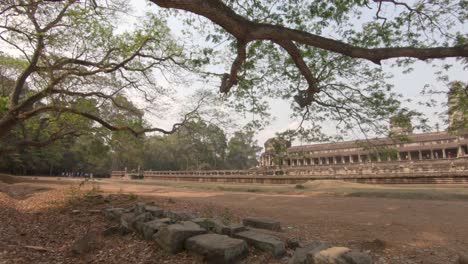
[0,0,467,174]
[149,0,467,139]
[0,0,199,146]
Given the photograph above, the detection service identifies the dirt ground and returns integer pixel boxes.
[1,175,468,264]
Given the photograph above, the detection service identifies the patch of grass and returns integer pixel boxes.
[65,184,83,204]
[347,190,468,201]
[295,184,306,190]
[219,208,234,224]
[127,192,138,200]
[246,188,260,193]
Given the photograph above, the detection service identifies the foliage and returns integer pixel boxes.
[155,0,467,141]
[0,0,195,145]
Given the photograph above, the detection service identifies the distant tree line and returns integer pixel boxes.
[0,116,261,176]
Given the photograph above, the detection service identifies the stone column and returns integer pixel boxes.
[430,150,434,159]
[333,156,337,164]
[442,149,446,159]
[350,155,354,163]
[397,152,401,161]
[358,154,362,163]
[418,150,422,160]
[377,154,381,162]
[408,152,411,160]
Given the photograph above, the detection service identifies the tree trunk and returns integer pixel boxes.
[0,115,17,140]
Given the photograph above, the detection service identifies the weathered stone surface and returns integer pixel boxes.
[154,221,207,254]
[135,202,146,214]
[157,218,172,224]
[341,250,373,264]
[286,238,301,250]
[457,253,468,264]
[306,246,372,264]
[71,232,99,255]
[222,223,247,236]
[103,208,124,221]
[242,217,281,231]
[234,230,285,257]
[120,213,136,231]
[142,219,168,240]
[166,210,197,222]
[185,234,248,264]
[192,218,216,230]
[289,241,329,264]
[120,212,152,233]
[133,212,154,233]
[145,206,164,217]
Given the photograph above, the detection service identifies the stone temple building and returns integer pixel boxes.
[259,131,468,168]
[260,87,468,169]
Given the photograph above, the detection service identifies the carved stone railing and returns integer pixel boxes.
[111,157,468,183]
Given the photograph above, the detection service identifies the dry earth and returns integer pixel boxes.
[1,174,468,264]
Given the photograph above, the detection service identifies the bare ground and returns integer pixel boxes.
[1,175,468,264]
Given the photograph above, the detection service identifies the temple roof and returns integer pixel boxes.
[287,131,458,153]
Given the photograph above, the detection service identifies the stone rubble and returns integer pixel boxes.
[101,201,378,264]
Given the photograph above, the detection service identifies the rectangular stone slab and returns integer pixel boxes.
[242,217,281,231]
[142,220,168,240]
[185,234,248,264]
[145,206,164,217]
[154,221,206,254]
[234,230,285,257]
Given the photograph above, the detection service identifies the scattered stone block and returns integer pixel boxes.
[234,230,285,257]
[87,209,101,214]
[243,217,281,231]
[145,206,164,217]
[120,212,152,233]
[306,246,372,264]
[120,213,136,232]
[191,218,245,236]
[154,221,207,254]
[166,210,197,222]
[135,202,146,214]
[142,219,168,240]
[185,234,248,264]
[133,212,154,233]
[71,232,99,255]
[289,241,329,264]
[103,208,124,221]
[71,210,80,214]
